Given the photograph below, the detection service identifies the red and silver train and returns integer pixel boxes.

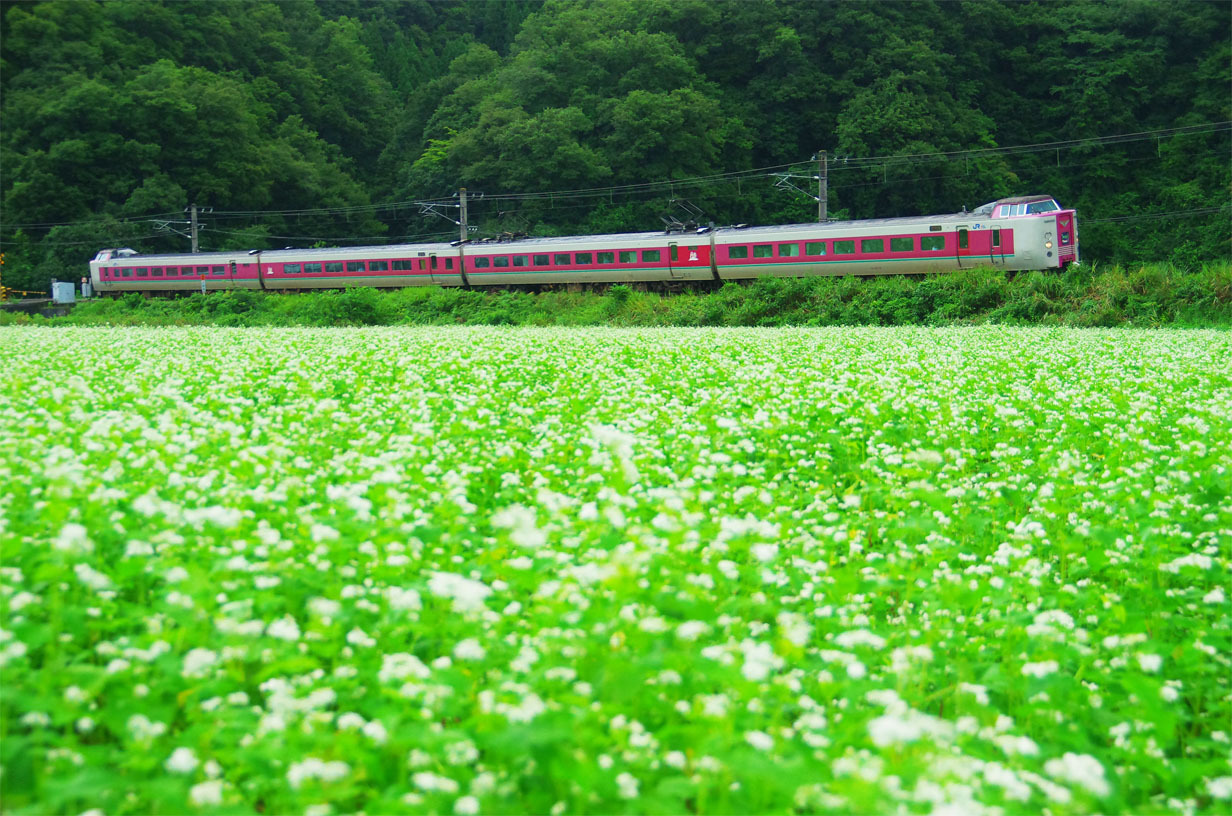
[90,195,1078,293]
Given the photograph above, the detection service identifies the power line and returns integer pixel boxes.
[2,121,1227,232]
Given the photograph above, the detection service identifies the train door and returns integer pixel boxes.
[955,226,971,268]
[988,227,1006,266]
[429,253,440,285]
[668,242,709,279]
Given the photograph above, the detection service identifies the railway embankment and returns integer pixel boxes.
[4,263,1229,329]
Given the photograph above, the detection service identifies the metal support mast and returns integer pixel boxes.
[459,188,468,244]
[818,151,828,223]
[190,203,200,253]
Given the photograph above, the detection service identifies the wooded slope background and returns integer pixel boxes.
[1,0,1228,291]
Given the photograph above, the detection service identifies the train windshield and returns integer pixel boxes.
[1026,199,1060,214]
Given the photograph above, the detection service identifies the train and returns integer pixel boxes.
[89,195,1078,293]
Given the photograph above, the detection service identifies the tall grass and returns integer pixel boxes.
[7,262,1229,328]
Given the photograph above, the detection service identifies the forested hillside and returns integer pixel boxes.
[1,0,1228,291]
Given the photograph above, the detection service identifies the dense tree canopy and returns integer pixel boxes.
[1,0,1227,290]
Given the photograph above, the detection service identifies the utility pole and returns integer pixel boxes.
[818,150,828,223]
[459,188,468,244]
[190,203,200,253]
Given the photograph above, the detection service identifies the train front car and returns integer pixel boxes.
[976,196,1078,271]
[91,249,264,294]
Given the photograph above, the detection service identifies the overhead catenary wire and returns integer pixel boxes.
[1,121,1228,233]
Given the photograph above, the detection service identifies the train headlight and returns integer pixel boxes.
[1045,241,1053,249]
[1044,231,1053,250]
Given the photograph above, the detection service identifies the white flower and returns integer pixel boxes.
[1021,660,1059,678]
[454,795,480,815]
[346,627,375,648]
[380,653,431,684]
[492,504,547,549]
[1207,777,1232,800]
[182,648,219,678]
[413,771,460,794]
[287,758,350,788]
[73,563,111,591]
[387,586,422,611]
[307,597,341,618]
[265,616,301,641]
[744,730,774,751]
[427,572,493,613]
[676,621,711,641]
[453,638,486,661]
[616,771,640,799]
[834,630,886,650]
[1136,653,1162,673]
[127,714,167,741]
[53,523,93,554]
[362,720,389,744]
[1044,752,1110,798]
[1204,587,1226,604]
[165,747,199,774]
[189,780,224,807]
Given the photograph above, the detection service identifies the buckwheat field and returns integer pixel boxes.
[2,325,1229,815]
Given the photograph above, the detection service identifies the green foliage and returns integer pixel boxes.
[1,0,1228,292]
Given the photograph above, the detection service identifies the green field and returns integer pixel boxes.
[2,326,1229,814]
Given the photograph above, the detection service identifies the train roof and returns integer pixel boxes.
[95,196,1063,260]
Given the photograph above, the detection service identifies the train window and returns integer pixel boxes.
[753,244,773,258]
[728,246,749,259]
[920,236,945,251]
[197,266,209,275]
[370,261,389,272]
[346,262,365,273]
[493,256,510,268]
[642,250,661,262]
[890,238,913,252]
[958,230,969,249]
[473,257,490,269]
[777,243,799,257]
[136,268,149,277]
[554,254,571,266]
[861,239,884,254]
[991,229,1001,248]
[444,258,453,270]
[152,267,164,277]
[596,252,614,264]
[833,240,855,255]
[123,268,133,278]
[325,262,343,274]
[418,259,425,271]
[669,245,678,261]
[575,253,592,264]
[304,263,323,274]
[513,256,529,267]
[1028,200,1059,214]
[533,255,550,266]
[393,260,415,271]
[619,251,636,263]
[805,242,826,256]
[212,266,225,276]
[284,264,301,274]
